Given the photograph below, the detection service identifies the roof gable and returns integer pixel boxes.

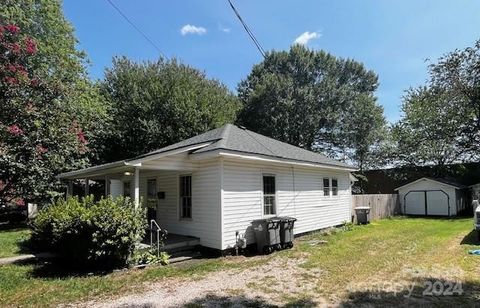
[394,177,467,191]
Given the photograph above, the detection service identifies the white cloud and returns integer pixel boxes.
[219,24,231,33]
[180,24,207,36]
[293,31,321,45]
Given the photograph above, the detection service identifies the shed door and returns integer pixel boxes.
[404,191,426,215]
[426,191,449,216]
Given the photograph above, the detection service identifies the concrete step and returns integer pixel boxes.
[169,251,201,264]
[162,238,200,252]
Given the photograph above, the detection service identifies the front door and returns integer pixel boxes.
[147,178,158,223]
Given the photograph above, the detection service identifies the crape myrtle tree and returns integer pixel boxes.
[1,0,110,164]
[100,57,241,162]
[392,39,480,166]
[237,45,387,170]
[0,24,88,205]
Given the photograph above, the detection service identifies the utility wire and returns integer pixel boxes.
[105,0,167,59]
[227,0,266,58]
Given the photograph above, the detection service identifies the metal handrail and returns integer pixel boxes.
[150,219,161,257]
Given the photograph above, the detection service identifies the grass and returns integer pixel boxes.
[0,226,30,258]
[0,217,479,306]
[0,251,266,307]
[280,217,480,305]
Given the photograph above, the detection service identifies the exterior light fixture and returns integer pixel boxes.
[124,171,132,176]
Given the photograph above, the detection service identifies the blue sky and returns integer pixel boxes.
[63,0,480,122]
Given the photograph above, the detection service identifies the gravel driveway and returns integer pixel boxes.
[84,256,325,308]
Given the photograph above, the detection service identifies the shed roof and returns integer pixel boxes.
[394,177,468,191]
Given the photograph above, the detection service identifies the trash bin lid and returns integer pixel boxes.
[354,206,371,210]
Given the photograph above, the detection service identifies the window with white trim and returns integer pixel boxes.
[263,175,276,215]
[323,178,330,196]
[179,175,192,219]
[332,178,338,196]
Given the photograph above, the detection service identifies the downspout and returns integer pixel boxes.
[292,166,297,217]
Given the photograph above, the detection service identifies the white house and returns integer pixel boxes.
[394,177,467,217]
[58,124,356,251]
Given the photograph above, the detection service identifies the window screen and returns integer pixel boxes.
[180,176,192,218]
[323,178,330,196]
[263,175,276,215]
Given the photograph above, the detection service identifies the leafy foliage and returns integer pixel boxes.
[30,196,146,268]
[0,0,111,164]
[0,23,88,204]
[130,250,169,266]
[237,45,386,168]
[392,39,480,166]
[99,57,241,162]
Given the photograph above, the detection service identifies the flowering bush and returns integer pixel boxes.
[0,23,89,204]
[30,196,147,268]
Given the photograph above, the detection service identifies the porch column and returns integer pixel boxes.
[104,176,110,197]
[134,168,140,209]
[67,180,73,197]
[84,178,89,196]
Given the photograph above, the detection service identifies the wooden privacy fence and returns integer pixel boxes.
[351,194,400,222]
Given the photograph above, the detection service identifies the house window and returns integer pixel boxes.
[323,178,330,196]
[147,179,157,207]
[332,178,338,196]
[180,175,192,219]
[263,175,276,215]
[123,181,131,198]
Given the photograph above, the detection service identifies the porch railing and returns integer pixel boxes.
[150,219,161,257]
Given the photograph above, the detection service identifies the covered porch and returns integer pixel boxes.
[57,151,201,251]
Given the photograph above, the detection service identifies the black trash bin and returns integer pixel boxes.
[252,218,282,254]
[355,207,371,224]
[278,217,297,249]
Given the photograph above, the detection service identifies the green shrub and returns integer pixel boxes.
[30,196,146,268]
[130,250,169,266]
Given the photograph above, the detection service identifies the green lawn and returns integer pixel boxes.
[281,217,480,305]
[0,217,479,307]
[0,227,30,258]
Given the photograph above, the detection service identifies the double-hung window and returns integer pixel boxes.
[263,175,276,215]
[323,178,330,196]
[180,175,192,219]
[332,178,338,196]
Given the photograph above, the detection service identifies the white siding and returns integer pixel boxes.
[222,158,352,249]
[397,179,458,216]
[109,179,123,198]
[138,159,222,249]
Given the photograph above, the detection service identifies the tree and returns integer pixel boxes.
[392,87,468,166]
[392,39,480,166]
[237,45,386,168]
[337,94,387,170]
[0,24,88,204]
[100,57,241,161]
[0,0,111,163]
[428,39,480,158]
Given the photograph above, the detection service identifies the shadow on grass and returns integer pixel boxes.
[460,230,480,245]
[182,294,317,308]
[340,277,480,307]
[397,215,472,221]
[0,221,28,231]
[13,258,116,279]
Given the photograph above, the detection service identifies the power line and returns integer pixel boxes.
[105,0,166,59]
[227,0,266,58]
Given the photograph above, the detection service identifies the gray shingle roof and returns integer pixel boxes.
[133,124,354,169]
